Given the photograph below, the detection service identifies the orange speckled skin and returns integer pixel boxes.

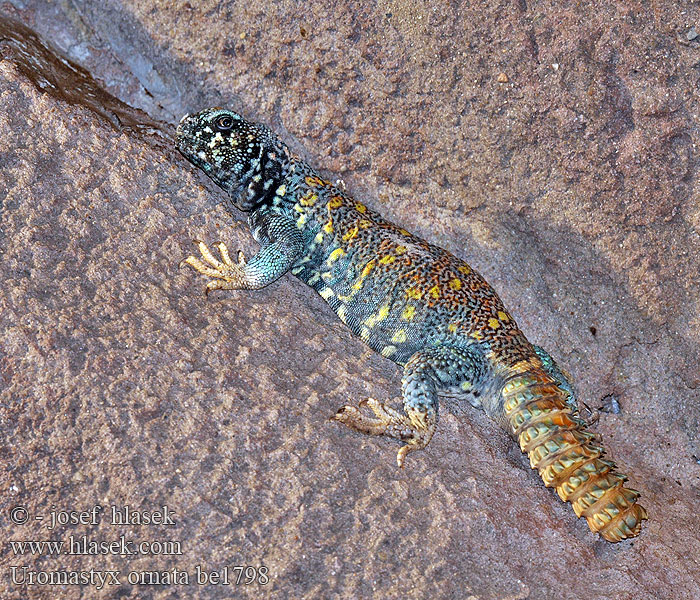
[176,108,647,543]
[287,174,531,373]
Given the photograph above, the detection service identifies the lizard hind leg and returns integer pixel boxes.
[332,396,435,468]
[332,346,486,468]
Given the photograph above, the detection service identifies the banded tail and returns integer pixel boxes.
[501,369,647,542]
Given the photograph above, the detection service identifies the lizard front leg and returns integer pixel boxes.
[333,345,487,467]
[182,211,303,293]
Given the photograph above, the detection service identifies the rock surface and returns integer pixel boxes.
[1,1,699,599]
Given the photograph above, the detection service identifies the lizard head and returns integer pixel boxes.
[176,108,290,211]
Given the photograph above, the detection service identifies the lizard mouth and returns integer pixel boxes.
[175,114,194,148]
[175,115,204,166]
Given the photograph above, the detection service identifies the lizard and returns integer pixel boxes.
[175,108,647,542]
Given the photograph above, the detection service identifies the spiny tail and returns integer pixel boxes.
[501,369,647,542]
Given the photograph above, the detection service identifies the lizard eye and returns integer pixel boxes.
[214,115,234,131]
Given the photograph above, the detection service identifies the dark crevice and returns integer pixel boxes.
[0,16,169,146]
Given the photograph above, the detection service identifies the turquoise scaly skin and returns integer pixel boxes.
[176,108,646,542]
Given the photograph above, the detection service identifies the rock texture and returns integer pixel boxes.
[1,1,699,599]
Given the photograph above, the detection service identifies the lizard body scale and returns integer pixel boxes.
[176,108,647,542]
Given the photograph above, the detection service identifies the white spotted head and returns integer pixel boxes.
[176,108,291,211]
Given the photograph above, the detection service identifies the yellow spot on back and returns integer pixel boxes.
[345,259,377,299]
[449,278,462,290]
[488,317,501,329]
[276,184,287,197]
[379,255,395,265]
[296,214,308,227]
[471,330,484,341]
[314,232,324,243]
[359,219,372,229]
[458,265,472,275]
[324,220,334,234]
[305,175,324,187]
[395,245,407,255]
[361,260,376,278]
[460,381,473,391]
[327,248,346,264]
[328,196,343,209]
[342,225,359,242]
[300,192,318,206]
[401,305,416,321]
[448,323,458,333]
[406,287,423,300]
[391,330,407,344]
[355,202,367,213]
[364,305,389,329]
[399,228,410,236]
[381,345,397,358]
[497,310,510,322]
[429,285,441,299]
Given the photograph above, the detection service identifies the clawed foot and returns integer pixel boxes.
[181,240,248,294]
[331,398,433,468]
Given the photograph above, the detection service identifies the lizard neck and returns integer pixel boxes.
[228,137,298,212]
